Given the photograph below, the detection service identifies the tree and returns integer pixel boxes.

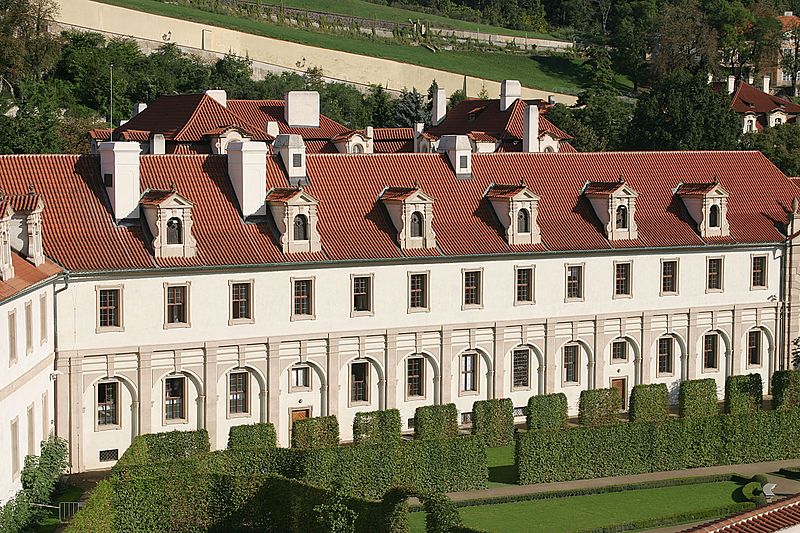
[394,88,426,127]
[650,0,718,80]
[612,0,657,91]
[547,91,634,151]
[0,82,62,154]
[448,88,467,110]
[583,46,617,94]
[0,0,62,95]
[782,22,800,96]
[425,79,439,126]
[365,85,396,127]
[742,124,800,176]
[626,70,740,150]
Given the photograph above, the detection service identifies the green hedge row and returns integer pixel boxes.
[471,399,514,447]
[772,370,800,410]
[114,429,210,470]
[578,388,620,426]
[725,374,762,415]
[629,384,668,423]
[353,409,402,447]
[228,423,277,450]
[526,393,567,430]
[415,404,459,440]
[292,415,340,449]
[679,379,719,418]
[516,408,800,484]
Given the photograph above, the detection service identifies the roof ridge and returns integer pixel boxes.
[173,93,231,141]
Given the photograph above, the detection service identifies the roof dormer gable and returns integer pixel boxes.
[380,186,436,249]
[676,181,730,238]
[266,187,321,254]
[3,191,45,267]
[485,183,541,245]
[0,199,14,281]
[140,188,198,258]
[205,125,252,155]
[583,178,639,241]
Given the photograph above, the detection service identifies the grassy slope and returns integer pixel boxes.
[409,481,744,533]
[94,0,631,94]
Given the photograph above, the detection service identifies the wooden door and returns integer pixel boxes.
[611,378,627,410]
[291,408,311,424]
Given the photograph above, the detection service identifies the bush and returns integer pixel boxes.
[423,493,462,533]
[741,481,767,505]
[679,379,719,418]
[471,399,514,447]
[578,389,620,426]
[772,370,800,410]
[115,429,210,470]
[65,480,113,532]
[353,409,402,447]
[292,416,340,449]
[526,393,568,430]
[725,374,762,414]
[629,384,669,423]
[228,422,277,449]
[415,404,458,440]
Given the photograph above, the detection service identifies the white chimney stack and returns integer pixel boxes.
[748,74,754,85]
[763,74,771,94]
[132,102,148,117]
[150,133,165,155]
[438,134,472,179]
[500,80,522,111]
[273,134,308,187]
[227,141,267,218]
[285,91,320,128]
[727,75,736,94]
[205,89,227,108]
[523,104,540,153]
[366,126,374,138]
[432,88,446,126]
[707,73,714,84]
[99,142,141,221]
[266,121,280,138]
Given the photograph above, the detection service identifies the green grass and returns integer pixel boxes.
[409,481,745,533]
[486,445,516,487]
[94,0,632,94]
[33,485,85,533]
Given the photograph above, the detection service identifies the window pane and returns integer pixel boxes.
[464,271,481,306]
[564,345,578,383]
[752,257,766,288]
[707,259,722,290]
[662,261,677,293]
[97,382,118,426]
[512,349,529,388]
[612,341,627,361]
[615,263,631,296]
[516,268,533,303]
[229,372,248,414]
[353,277,371,312]
[703,334,718,369]
[567,266,582,299]
[351,362,368,402]
[167,286,187,324]
[658,338,673,374]
[461,353,476,391]
[294,280,312,316]
[748,330,761,366]
[165,377,185,420]
[99,289,120,327]
[407,357,424,397]
[231,283,251,320]
[410,274,427,309]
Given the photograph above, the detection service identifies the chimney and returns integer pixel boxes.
[0,202,13,280]
[273,134,308,187]
[431,88,446,126]
[414,122,424,135]
[285,91,320,128]
[763,74,771,94]
[150,133,165,155]
[205,89,227,108]
[548,95,556,105]
[438,134,472,179]
[707,73,714,84]
[748,74,754,85]
[132,102,148,117]
[500,80,522,112]
[227,141,268,218]
[366,126,374,138]
[523,104,540,153]
[727,75,736,94]
[99,142,141,221]
[266,121,280,138]
[785,11,793,16]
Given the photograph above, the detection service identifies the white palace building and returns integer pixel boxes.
[2,132,800,499]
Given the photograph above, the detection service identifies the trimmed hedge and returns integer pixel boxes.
[578,389,621,426]
[415,404,459,440]
[114,429,210,470]
[65,480,114,533]
[526,393,567,430]
[679,379,719,418]
[629,384,669,423]
[725,374,763,414]
[515,408,800,484]
[773,370,800,410]
[292,415,340,449]
[353,409,402,447]
[471,399,514,447]
[228,423,277,450]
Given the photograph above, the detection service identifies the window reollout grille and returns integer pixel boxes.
[99,449,119,462]
[513,406,527,418]
[460,412,473,425]
[407,418,415,429]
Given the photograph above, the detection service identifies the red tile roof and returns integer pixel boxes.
[373,128,415,140]
[584,180,626,196]
[780,14,800,30]
[0,254,61,302]
[373,140,414,153]
[485,184,525,198]
[684,494,800,532]
[380,186,420,201]
[731,81,800,115]
[1,192,42,213]
[676,182,720,196]
[139,189,176,206]
[266,187,303,202]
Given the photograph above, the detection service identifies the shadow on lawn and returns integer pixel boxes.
[488,464,517,485]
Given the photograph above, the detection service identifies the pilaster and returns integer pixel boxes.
[203,345,218,446]
[267,340,281,426]
[137,350,153,436]
[731,307,743,377]
[493,325,504,399]
[640,312,653,385]
[385,330,398,409]
[68,353,83,472]
[327,336,340,419]
[440,327,453,405]
[686,310,698,380]
[544,320,557,393]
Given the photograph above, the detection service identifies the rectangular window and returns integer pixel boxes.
[512,349,530,389]
[291,366,310,389]
[463,270,482,307]
[703,334,719,370]
[614,263,631,297]
[515,268,534,304]
[564,345,579,383]
[8,310,16,365]
[748,330,762,366]
[165,377,185,421]
[10,418,19,479]
[230,282,252,321]
[26,404,34,456]
[24,301,32,354]
[292,153,302,167]
[229,372,248,414]
[409,273,428,311]
[352,276,372,314]
[97,382,118,426]
[658,338,673,374]
[461,353,477,392]
[566,265,583,300]
[350,362,369,403]
[661,260,678,294]
[293,279,313,318]
[459,155,468,169]
[752,256,767,288]
[407,357,424,398]
[39,293,47,345]
[612,340,627,361]
[99,289,121,328]
[166,285,188,325]
[707,258,723,291]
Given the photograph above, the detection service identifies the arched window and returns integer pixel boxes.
[166,217,182,245]
[708,204,720,228]
[615,205,628,229]
[543,146,555,153]
[517,208,530,234]
[293,214,308,241]
[352,143,364,154]
[410,211,424,238]
[776,117,783,126]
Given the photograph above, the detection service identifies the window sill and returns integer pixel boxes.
[350,311,374,318]
[290,386,312,393]
[163,322,190,329]
[459,390,479,397]
[164,418,188,425]
[610,359,629,365]
[461,304,483,311]
[561,381,581,387]
[749,286,768,291]
[229,318,255,326]
[405,395,427,402]
[564,297,584,303]
[95,424,122,432]
[513,300,535,307]
[705,289,724,294]
[407,307,430,314]
[656,371,675,378]
[96,326,125,334]
[659,291,679,297]
[348,400,371,407]
[227,411,251,420]
[290,314,316,322]
[612,294,633,300]
[511,385,531,392]
[746,362,763,369]
[701,367,719,374]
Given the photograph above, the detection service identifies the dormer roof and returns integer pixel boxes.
[675,181,728,197]
[583,179,638,198]
[485,183,539,202]
[266,187,317,205]
[140,188,193,207]
[380,186,433,203]
[1,192,43,213]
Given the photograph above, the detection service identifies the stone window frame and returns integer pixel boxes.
[96,285,125,333]
[513,265,536,306]
[746,329,763,368]
[705,257,725,294]
[511,347,531,391]
[702,332,720,372]
[163,375,188,425]
[8,309,17,366]
[562,344,581,386]
[564,263,585,303]
[228,279,255,326]
[348,360,371,407]
[290,276,316,321]
[461,268,484,310]
[612,261,633,299]
[405,356,427,401]
[289,365,312,393]
[226,370,251,419]
[350,273,375,318]
[750,254,768,291]
[458,351,480,397]
[163,282,191,329]
[659,258,680,296]
[39,292,47,345]
[610,339,629,364]
[656,336,675,377]
[95,380,121,432]
[407,271,430,313]
[24,300,32,355]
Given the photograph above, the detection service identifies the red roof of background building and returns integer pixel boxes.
[779,14,800,30]
[684,494,800,532]
[0,151,795,272]
[731,81,800,115]
[0,254,61,302]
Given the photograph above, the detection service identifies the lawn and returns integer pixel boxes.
[94,0,632,94]
[486,444,516,487]
[409,480,746,533]
[34,484,85,533]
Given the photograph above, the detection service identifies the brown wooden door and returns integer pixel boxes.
[611,378,627,410]
[291,408,311,424]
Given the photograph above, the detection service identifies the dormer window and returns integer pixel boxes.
[292,153,302,167]
[615,205,628,229]
[410,211,424,238]
[140,189,197,259]
[583,179,639,241]
[166,218,183,245]
[486,183,541,246]
[380,186,436,249]
[517,208,530,234]
[293,214,309,241]
[675,181,730,238]
[776,117,783,125]
[708,204,720,228]
[267,188,321,254]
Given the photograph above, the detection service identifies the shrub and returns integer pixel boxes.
[471,399,514,447]
[415,404,458,440]
[725,374,763,414]
[423,493,462,533]
[353,409,402,447]
[115,429,210,470]
[772,370,800,410]
[292,415,340,449]
[679,379,719,418]
[629,384,669,423]
[228,422,277,449]
[578,388,621,426]
[65,480,113,532]
[526,393,568,430]
[742,481,767,505]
